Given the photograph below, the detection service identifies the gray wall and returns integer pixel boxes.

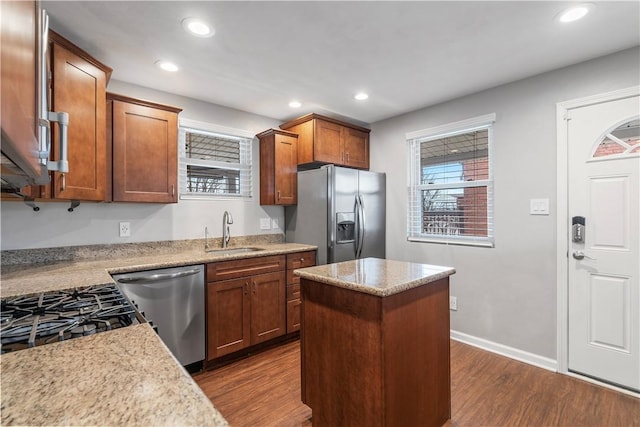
[0,81,284,250]
[370,47,640,359]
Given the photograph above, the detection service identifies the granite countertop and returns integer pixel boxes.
[0,242,316,298]
[294,257,455,297]
[0,323,228,426]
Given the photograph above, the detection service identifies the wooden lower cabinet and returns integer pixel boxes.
[206,255,287,361]
[250,271,286,344]
[207,277,251,358]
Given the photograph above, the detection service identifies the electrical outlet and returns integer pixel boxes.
[449,296,458,311]
[271,218,279,229]
[259,218,271,230]
[119,222,131,237]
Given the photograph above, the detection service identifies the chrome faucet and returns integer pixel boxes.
[222,211,233,248]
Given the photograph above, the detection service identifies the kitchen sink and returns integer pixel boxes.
[205,247,263,255]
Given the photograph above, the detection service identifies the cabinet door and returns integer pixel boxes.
[250,271,286,344]
[343,127,369,170]
[112,100,178,203]
[207,278,251,359]
[314,119,343,164]
[274,133,297,205]
[51,42,106,200]
[0,1,42,183]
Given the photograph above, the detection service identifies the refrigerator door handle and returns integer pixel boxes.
[357,195,366,258]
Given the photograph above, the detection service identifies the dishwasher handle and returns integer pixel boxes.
[116,268,201,284]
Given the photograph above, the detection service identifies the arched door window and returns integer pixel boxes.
[591,118,640,159]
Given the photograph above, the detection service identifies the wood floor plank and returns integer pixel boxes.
[194,339,640,427]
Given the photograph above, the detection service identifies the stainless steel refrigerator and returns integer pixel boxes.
[285,165,385,265]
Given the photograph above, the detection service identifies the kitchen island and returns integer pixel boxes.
[295,257,455,427]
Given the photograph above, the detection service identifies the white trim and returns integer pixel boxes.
[179,117,256,139]
[408,236,494,248]
[555,86,640,379]
[406,113,496,141]
[450,330,557,372]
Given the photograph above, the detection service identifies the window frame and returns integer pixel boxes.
[178,118,254,200]
[406,113,496,247]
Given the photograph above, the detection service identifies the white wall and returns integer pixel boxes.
[371,47,640,360]
[0,81,284,250]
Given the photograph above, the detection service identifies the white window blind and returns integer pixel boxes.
[407,114,495,247]
[179,120,252,199]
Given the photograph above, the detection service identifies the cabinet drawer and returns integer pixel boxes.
[286,269,300,286]
[207,255,285,282]
[287,283,300,301]
[287,298,301,333]
[286,251,316,270]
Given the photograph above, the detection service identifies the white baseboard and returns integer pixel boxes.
[450,330,558,372]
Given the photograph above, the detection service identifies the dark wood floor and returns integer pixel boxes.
[194,339,640,427]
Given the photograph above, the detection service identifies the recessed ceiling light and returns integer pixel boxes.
[155,60,179,72]
[182,17,215,38]
[557,3,593,23]
[354,92,369,101]
[288,100,302,108]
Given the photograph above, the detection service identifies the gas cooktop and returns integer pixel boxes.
[0,284,143,354]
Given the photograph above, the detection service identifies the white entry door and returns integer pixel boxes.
[567,94,640,391]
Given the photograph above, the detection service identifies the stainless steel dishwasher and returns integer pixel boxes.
[112,264,205,367]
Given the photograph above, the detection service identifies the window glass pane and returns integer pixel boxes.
[420,129,488,184]
[422,186,488,237]
[186,132,240,163]
[186,165,240,194]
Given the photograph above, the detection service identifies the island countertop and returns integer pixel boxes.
[294,257,455,297]
[0,323,228,426]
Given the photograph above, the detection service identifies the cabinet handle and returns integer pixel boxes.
[244,282,248,295]
[346,153,350,162]
[277,190,280,201]
[60,173,66,192]
[252,282,256,294]
[172,185,175,197]
[300,258,305,262]
[341,152,344,162]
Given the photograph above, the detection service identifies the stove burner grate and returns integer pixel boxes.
[0,284,141,353]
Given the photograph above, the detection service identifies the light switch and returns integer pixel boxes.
[260,218,271,230]
[530,198,549,215]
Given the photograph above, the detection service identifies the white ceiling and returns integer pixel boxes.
[44,1,640,125]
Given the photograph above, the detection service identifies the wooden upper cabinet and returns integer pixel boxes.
[108,93,181,203]
[257,129,298,205]
[50,31,111,201]
[280,113,370,170]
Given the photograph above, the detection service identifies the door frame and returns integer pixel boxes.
[555,85,640,395]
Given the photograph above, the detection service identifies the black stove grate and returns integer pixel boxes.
[0,284,140,353]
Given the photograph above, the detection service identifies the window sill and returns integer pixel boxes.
[407,236,494,248]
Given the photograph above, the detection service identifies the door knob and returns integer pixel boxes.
[573,251,596,260]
